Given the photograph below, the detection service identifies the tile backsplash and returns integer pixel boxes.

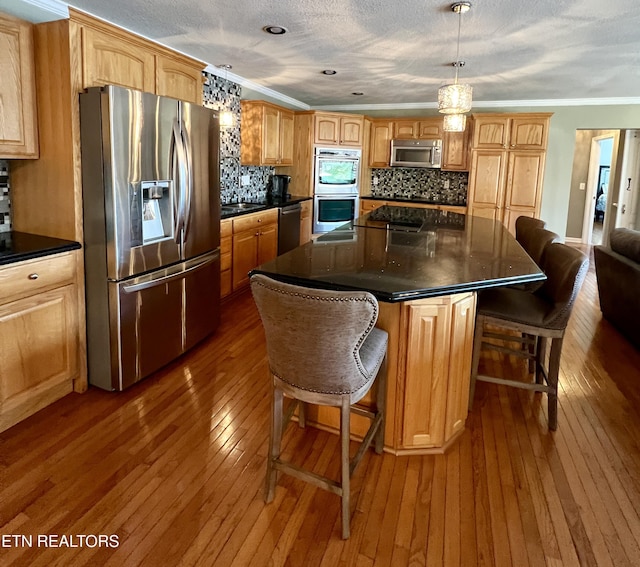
[0,160,10,233]
[203,71,274,204]
[370,168,469,205]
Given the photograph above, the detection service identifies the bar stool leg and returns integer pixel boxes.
[340,396,351,539]
[469,314,485,411]
[547,337,563,431]
[265,385,284,502]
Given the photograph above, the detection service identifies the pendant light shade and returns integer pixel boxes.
[438,83,472,114]
[442,113,467,132]
[216,64,235,129]
[219,110,234,128]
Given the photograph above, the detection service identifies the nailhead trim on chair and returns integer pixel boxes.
[545,260,590,329]
[253,278,380,395]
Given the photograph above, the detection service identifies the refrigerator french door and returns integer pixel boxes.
[80,85,221,391]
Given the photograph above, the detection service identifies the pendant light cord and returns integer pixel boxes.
[454,9,462,85]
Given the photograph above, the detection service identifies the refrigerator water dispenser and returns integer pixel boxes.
[140,180,173,243]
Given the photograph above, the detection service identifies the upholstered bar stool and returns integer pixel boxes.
[515,215,545,245]
[250,274,388,539]
[469,243,589,430]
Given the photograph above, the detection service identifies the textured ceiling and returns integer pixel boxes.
[63,0,640,109]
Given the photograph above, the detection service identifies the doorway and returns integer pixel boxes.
[581,135,614,245]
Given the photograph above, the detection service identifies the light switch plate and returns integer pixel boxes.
[579,182,586,190]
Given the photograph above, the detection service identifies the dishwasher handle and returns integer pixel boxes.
[280,203,302,215]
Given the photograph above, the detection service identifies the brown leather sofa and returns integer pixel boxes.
[594,228,640,349]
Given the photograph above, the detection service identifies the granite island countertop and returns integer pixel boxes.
[251,205,544,302]
[0,231,81,266]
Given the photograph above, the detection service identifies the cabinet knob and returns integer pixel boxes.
[258,218,262,222]
[28,273,39,280]
[510,144,516,148]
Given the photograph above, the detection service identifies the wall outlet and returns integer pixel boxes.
[443,179,450,189]
[241,174,251,186]
[579,182,586,190]
[372,176,379,186]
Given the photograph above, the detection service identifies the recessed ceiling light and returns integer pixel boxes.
[263,25,287,35]
[322,70,337,75]
[352,92,364,96]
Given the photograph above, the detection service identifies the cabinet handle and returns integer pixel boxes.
[28,273,39,280]
[510,144,516,148]
[255,232,259,236]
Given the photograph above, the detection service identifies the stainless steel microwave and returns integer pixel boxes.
[390,139,442,168]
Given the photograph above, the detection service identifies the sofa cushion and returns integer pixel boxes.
[610,228,640,263]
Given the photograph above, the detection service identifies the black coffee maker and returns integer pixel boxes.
[268,174,291,203]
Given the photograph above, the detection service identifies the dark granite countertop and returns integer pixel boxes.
[361,195,467,208]
[0,231,81,266]
[220,195,311,219]
[250,205,544,303]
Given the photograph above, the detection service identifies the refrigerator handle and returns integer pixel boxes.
[172,120,188,240]
[121,255,217,294]
[181,126,194,243]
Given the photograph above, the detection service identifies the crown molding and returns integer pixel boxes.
[204,65,310,110]
[313,97,640,112]
[0,0,69,22]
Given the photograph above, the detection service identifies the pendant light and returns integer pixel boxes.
[216,64,235,128]
[438,2,472,127]
[443,113,467,132]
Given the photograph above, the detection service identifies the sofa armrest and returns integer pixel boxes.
[594,245,640,349]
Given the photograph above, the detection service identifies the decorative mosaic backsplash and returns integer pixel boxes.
[0,160,10,234]
[203,71,274,204]
[371,168,469,206]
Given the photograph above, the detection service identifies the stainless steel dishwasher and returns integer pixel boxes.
[278,203,301,254]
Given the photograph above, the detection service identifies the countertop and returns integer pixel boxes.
[220,195,312,219]
[250,205,545,302]
[0,231,81,266]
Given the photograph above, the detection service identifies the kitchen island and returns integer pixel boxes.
[252,206,544,453]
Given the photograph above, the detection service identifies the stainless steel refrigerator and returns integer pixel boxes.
[80,85,221,391]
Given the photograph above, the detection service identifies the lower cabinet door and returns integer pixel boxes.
[401,300,451,448]
[0,284,78,431]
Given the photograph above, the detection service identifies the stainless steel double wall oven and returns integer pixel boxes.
[313,147,361,233]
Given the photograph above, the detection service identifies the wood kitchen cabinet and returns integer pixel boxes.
[231,209,279,291]
[313,113,364,147]
[398,292,475,449]
[467,113,551,234]
[220,219,232,298]
[299,200,313,245]
[0,251,80,433]
[442,128,469,171]
[369,119,393,167]
[78,12,204,103]
[392,118,442,140]
[472,113,550,150]
[0,12,38,158]
[241,100,294,166]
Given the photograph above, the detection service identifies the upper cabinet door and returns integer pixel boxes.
[0,14,38,158]
[417,119,441,139]
[472,116,509,149]
[509,117,550,150]
[81,26,155,92]
[155,55,203,104]
[314,115,340,145]
[340,116,363,146]
[278,110,294,165]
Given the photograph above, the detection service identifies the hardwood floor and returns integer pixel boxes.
[1,250,640,566]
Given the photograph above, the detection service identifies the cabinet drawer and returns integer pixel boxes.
[0,252,76,304]
[232,209,278,233]
[220,234,232,256]
[221,219,232,238]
